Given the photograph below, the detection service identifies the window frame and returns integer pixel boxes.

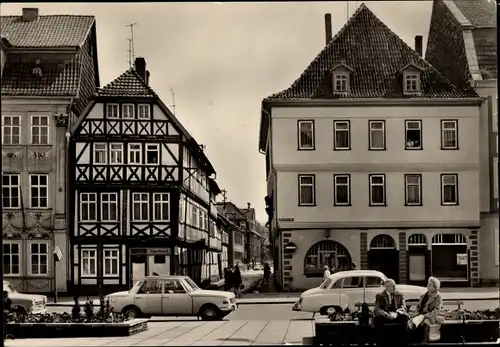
[369,174,386,206]
[297,120,315,150]
[109,143,124,164]
[403,73,420,93]
[333,174,351,206]
[2,115,21,145]
[440,120,459,150]
[405,120,423,150]
[3,241,21,276]
[404,174,422,206]
[2,173,21,209]
[145,144,160,165]
[132,192,150,221]
[103,248,119,277]
[122,104,135,119]
[153,193,170,222]
[93,143,107,164]
[29,174,49,209]
[29,242,49,276]
[333,120,351,150]
[441,173,459,206]
[298,174,316,206]
[101,193,118,222]
[368,120,386,151]
[30,115,50,145]
[80,248,97,277]
[106,104,119,119]
[128,143,142,164]
[333,73,349,92]
[80,192,98,222]
[138,104,151,120]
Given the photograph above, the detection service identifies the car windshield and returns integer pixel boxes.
[184,278,200,291]
[3,282,16,293]
[131,280,145,292]
[319,278,333,289]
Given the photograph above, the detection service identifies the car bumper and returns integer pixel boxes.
[220,303,238,315]
[32,308,47,314]
[292,301,302,312]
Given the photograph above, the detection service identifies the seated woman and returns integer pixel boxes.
[409,276,445,342]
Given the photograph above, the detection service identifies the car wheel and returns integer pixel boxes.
[122,306,141,319]
[319,306,341,316]
[200,305,220,321]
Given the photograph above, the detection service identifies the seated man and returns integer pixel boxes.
[374,279,409,344]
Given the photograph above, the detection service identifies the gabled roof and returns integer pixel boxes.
[451,0,496,28]
[265,3,475,101]
[96,68,158,98]
[215,202,247,221]
[0,15,95,48]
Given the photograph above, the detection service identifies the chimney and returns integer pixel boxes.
[146,71,150,85]
[325,13,332,45]
[414,35,423,56]
[247,202,251,210]
[22,8,39,22]
[134,57,148,84]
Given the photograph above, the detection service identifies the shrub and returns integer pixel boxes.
[84,297,94,322]
[71,296,81,321]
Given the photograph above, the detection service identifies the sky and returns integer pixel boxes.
[1,1,434,223]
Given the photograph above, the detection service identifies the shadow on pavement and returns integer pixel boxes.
[218,337,253,342]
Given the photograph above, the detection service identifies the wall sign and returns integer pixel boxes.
[456,253,468,265]
[278,217,294,222]
[284,242,297,254]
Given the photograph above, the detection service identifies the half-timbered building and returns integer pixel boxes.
[68,57,217,294]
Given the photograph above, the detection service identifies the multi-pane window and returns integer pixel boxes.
[81,249,97,276]
[441,174,458,205]
[334,120,350,150]
[132,193,149,221]
[128,144,142,164]
[103,249,119,276]
[138,104,150,119]
[30,243,48,275]
[122,104,135,119]
[298,120,314,150]
[405,174,422,206]
[192,205,199,227]
[369,120,385,150]
[110,143,123,164]
[199,210,204,230]
[107,104,119,118]
[406,120,422,149]
[441,120,458,149]
[29,174,48,208]
[404,74,419,92]
[334,174,350,205]
[333,73,348,92]
[153,193,170,221]
[369,174,386,206]
[2,116,21,144]
[298,175,315,206]
[93,143,107,164]
[2,174,20,208]
[3,243,20,275]
[80,193,97,221]
[101,193,118,221]
[146,144,159,164]
[30,116,49,145]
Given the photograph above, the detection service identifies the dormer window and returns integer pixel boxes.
[404,73,420,93]
[333,73,349,92]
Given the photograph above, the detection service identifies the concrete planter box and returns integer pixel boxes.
[6,318,148,339]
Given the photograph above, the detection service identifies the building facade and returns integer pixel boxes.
[1,8,99,294]
[258,4,483,291]
[216,202,247,266]
[240,203,262,265]
[68,58,218,294]
[425,0,498,285]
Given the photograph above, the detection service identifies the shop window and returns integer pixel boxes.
[303,240,351,276]
[408,234,427,246]
[370,234,395,249]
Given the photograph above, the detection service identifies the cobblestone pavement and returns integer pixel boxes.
[4,320,315,346]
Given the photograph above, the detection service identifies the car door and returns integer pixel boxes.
[162,279,193,316]
[134,279,163,315]
[340,275,365,305]
[364,276,385,304]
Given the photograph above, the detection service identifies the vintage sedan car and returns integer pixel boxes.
[292,270,427,315]
[106,275,237,320]
[3,281,47,314]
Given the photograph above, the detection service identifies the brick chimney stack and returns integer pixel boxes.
[134,57,149,85]
[247,202,251,210]
[325,13,332,45]
[415,35,423,56]
[22,8,39,22]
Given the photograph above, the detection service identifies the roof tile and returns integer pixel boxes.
[452,0,496,28]
[266,3,476,101]
[97,68,158,98]
[0,15,94,48]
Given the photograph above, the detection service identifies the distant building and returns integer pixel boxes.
[425,0,498,286]
[259,4,483,291]
[215,202,248,266]
[1,8,99,294]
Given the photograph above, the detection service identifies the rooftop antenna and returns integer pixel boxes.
[126,23,137,62]
[127,39,132,68]
[347,1,349,21]
[169,86,176,116]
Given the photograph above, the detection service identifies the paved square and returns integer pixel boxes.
[5,320,315,346]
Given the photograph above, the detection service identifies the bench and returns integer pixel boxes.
[354,299,464,312]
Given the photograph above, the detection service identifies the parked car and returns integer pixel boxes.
[292,270,427,315]
[106,275,237,320]
[3,281,47,315]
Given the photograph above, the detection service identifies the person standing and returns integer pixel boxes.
[263,263,271,285]
[223,267,233,292]
[233,265,243,298]
[323,265,331,281]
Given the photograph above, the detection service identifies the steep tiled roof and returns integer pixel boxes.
[452,0,496,27]
[1,54,81,96]
[266,3,476,100]
[97,68,158,98]
[0,15,94,48]
[472,28,497,79]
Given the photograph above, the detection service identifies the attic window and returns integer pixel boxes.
[404,73,420,93]
[333,73,349,92]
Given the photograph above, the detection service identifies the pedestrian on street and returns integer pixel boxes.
[323,265,331,281]
[351,262,357,270]
[233,265,243,298]
[223,267,233,291]
[3,291,12,340]
[263,263,271,285]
